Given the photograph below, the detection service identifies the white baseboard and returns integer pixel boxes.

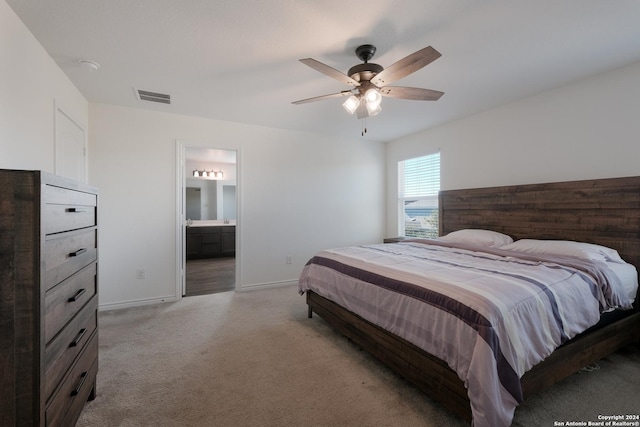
[238,279,298,292]
[98,294,180,311]
[98,280,298,310]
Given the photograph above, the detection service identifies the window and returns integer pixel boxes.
[398,152,440,238]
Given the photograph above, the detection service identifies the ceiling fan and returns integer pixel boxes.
[292,44,444,120]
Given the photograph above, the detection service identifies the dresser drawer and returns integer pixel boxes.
[44,228,97,290]
[45,334,98,427]
[45,263,97,344]
[45,296,97,400]
[43,185,97,235]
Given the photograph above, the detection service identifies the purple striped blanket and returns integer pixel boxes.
[298,240,632,427]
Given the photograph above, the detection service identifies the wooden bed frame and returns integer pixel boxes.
[306,176,640,423]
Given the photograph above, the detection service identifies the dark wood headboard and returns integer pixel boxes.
[439,176,640,273]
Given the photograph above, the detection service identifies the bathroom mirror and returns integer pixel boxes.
[185,148,237,222]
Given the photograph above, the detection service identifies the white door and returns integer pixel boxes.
[176,142,240,298]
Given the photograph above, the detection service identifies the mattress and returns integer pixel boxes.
[299,240,637,427]
[607,261,639,304]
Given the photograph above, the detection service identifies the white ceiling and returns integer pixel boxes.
[7,0,640,143]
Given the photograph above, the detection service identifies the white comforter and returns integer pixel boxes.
[298,240,634,427]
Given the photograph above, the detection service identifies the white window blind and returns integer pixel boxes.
[399,153,440,198]
[398,152,440,238]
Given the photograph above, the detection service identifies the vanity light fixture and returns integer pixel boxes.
[192,170,224,179]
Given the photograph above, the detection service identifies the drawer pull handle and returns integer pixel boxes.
[68,288,86,302]
[69,328,87,347]
[69,248,87,257]
[70,371,88,397]
[66,207,88,213]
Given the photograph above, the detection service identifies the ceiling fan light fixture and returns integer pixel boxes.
[364,88,382,116]
[293,44,444,130]
[366,101,382,116]
[356,102,370,119]
[364,88,382,108]
[342,95,360,114]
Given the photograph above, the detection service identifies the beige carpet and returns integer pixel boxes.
[77,285,639,427]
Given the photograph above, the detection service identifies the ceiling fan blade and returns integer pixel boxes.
[291,91,353,105]
[299,58,360,87]
[380,86,444,101]
[371,46,441,86]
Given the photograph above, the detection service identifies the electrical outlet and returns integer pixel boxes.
[136,269,146,279]
[285,256,292,265]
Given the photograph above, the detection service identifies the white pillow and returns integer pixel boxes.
[500,239,625,263]
[437,229,513,248]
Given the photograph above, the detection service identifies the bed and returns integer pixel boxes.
[298,176,640,427]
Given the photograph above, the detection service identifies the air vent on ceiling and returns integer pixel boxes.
[135,88,171,104]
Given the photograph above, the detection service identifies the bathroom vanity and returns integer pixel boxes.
[186,220,236,259]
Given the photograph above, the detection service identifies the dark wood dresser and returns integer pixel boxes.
[0,170,99,426]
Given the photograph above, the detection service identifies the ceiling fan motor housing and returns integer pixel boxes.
[349,44,383,82]
[348,63,384,82]
[355,44,377,62]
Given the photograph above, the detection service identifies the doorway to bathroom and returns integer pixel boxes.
[177,144,239,297]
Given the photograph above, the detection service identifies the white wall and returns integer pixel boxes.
[89,103,386,309]
[0,0,385,310]
[386,60,640,237]
[0,0,88,173]
[8,0,638,308]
